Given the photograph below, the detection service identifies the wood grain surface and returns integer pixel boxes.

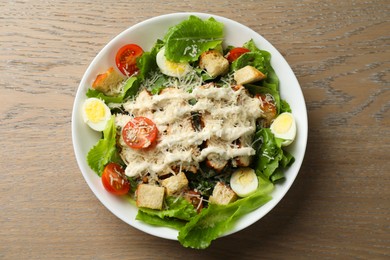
[1,0,389,259]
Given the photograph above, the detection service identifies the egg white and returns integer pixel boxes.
[82,98,111,131]
[156,47,192,78]
[270,112,296,146]
[230,168,258,197]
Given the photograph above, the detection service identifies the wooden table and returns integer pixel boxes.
[1,0,389,258]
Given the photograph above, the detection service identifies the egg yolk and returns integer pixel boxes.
[236,170,255,185]
[85,101,106,123]
[273,114,293,134]
[166,60,187,74]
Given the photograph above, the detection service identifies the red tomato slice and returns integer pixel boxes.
[122,117,158,149]
[101,163,130,195]
[226,47,250,63]
[115,44,143,76]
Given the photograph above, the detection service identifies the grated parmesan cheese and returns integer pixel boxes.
[117,84,262,177]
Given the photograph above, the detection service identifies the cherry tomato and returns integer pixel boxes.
[115,44,143,76]
[101,163,130,195]
[122,117,158,149]
[226,47,250,63]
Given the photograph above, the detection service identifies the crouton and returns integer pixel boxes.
[92,67,125,96]
[136,184,165,210]
[204,139,228,172]
[171,163,198,174]
[232,136,252,167]
[206,153,228,172]
[161,172,189,196]
[234,65,266,85]
[182,164,198,174]
[209,182,237,205]
[233,155,251,167]
[183,190,203,213]
[199,50,229,77]
[256,93,277,127]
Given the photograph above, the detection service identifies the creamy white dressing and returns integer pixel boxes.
[198,146,255,161]
[117,84,262,177]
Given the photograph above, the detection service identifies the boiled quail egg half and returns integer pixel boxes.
[270,112,297,146]
[230,168,258,197]
[82,98,111,131]
[156,47,192,78]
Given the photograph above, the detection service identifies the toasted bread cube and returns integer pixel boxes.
[257,93,277,127]
[234,65,266,85]
[204,139,228,172]
[136,184,165,210]
[206,153,228,172]
[209,182,237,205]
[234,155,252,167]
[92,67,125,95]
[232,136,252,167]
[199,50,229,77]
[161,172,189,196]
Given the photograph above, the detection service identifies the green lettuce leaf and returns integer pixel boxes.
[136,196,198,230]
[244,40,279,92]
[280,99,292,113]
[86,116,119,176]
[136,210,187,230]
[148,74,170,94]
[164,16,224,62]
[86,77,139,103]
[232,39,279,92]
[137,39,165,81]
[178,177,273,249]
[231,52,270,75]
[254,128,294,182]
[137,196,197,221]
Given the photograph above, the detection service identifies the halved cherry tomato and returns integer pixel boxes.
[226,47,250,63]
[101,163,130,195]
[122,117,158,149]
[115,44,143,76]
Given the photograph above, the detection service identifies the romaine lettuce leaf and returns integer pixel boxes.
[136,196,198,230]
[164,16,224,62]
[138,196,197,221]
[244,40,280,91]
[254,128,294,182]
[280,99,292,113]
[232,39,279,92]
[136,210,187,230]
[137,39,165,81]
[86,77,139,103]
[231,52,269,75]
[86,116,119,176]
[178,176,273,249]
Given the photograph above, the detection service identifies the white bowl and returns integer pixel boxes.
[72,12,308,241]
